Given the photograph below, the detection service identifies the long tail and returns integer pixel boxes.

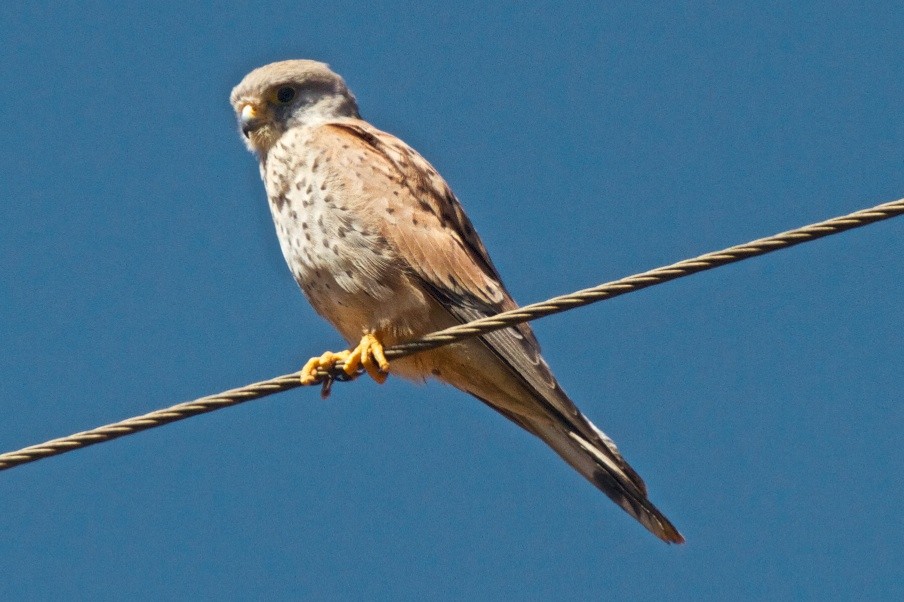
[529,413,684,544]
[427,298,683,542]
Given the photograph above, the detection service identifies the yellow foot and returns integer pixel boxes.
[299,349,353,385]
[343,333,390,384]
[299,333,390,386]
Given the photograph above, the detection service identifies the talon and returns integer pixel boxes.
[300,350,351,385]
[368,335,389,372]
[320,376,334,399]
[356,333,389,384]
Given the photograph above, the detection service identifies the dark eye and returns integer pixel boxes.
[275,86,296,103]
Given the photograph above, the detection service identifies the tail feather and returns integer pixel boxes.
[533,418,684,544]
[430,299,683,543]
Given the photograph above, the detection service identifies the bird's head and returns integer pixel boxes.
[230,59,359,155]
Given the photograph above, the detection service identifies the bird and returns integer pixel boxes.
[230,59,683,543]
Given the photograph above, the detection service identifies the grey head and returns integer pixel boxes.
[230,59,360,155]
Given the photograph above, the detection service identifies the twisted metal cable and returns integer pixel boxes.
[1,197,902,471]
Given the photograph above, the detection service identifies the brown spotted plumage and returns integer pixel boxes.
[231,59,683,543]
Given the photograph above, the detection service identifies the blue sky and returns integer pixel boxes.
[1,2,901,599]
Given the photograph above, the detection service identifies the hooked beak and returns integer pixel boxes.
[240,103,264,137]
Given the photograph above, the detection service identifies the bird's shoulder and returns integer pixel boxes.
[306,119,514,311]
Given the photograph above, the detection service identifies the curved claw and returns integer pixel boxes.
[359,334,389,384]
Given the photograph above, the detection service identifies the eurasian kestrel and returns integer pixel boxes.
[231,60,683,543]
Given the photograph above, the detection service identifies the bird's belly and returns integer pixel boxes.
[308,270,443,345]
[269,201,440,347]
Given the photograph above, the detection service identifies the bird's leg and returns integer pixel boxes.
[298,333,390,386]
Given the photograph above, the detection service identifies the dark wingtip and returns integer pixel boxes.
[658,522,686,545]
[593,468,685,544]
[641,506,685,544]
